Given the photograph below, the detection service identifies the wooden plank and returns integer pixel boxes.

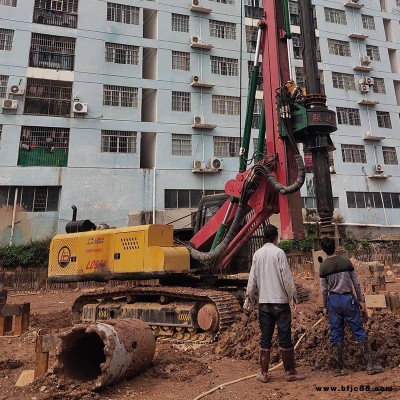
[365,294,388,309]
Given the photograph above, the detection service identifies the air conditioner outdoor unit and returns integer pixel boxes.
[192,75,200,83]
[329,166,336,174]
[193,115,204,125]
[365,77,374,85]
[2,99,18,110]
[192,0,200,6]
[361,55,371,65]
[9,85,25,96]
[374,164,384,174]
[191,36,200,44]
[73,101,88,114]
[351,0,360,4]
[193,160,205,170]
[210,157,223,170]
[360,84,369,93]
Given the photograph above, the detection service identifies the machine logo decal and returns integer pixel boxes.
[58,246,71,268]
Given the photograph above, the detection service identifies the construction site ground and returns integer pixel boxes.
[0,263,399,400]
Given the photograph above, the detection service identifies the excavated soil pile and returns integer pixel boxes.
[30,309,73,329]
[215,309,400,372]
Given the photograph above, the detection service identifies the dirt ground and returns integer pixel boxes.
[0,274,399,400]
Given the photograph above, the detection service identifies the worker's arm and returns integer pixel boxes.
[320,277,328,309]
[350,270,364,303]
[278,252,298,304]
[245,256,258,305]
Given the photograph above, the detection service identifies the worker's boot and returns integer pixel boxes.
[332,343,347,376]
[256,348,270,383]
[280,347,306,382]
[360,340,383,375]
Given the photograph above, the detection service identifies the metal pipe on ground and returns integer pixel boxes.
[53,319,156,390]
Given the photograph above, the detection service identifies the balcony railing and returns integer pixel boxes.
[18,147,68,167]
[33,8,78,28]
[24,98,72,116]
[29,51,75,71]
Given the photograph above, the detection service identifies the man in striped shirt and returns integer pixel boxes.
[320,237,382,376]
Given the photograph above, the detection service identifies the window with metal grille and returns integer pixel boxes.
[164,189,223,209]
[397,0,400,7]
[245,25,257,52]
[244,0,263,19]
[213,136,240,157]
[341,144,366,163]
[328,39,351,57]
[33,1,78,28]
[377,111,392,128]
[24,78,72,116]
[212,95,240,115]
[302,197,339,209]
[336,107,361,126]
[372,77,386,94]
[0,186,61,212]
[289,1,300,25]
[172,91,191,112]
[210,0,235,4]
[107,2,139,24]
[0,75,8,98]
[172,51,190,71]
[30,33,75,70]
[247,61,263,89]
[101,130,136,153]
[347,191,400,209]
[18,126,69,166]
[252,98,262,129]
[0,28,14,51]
[332,72,356,90]
[103,85,138,107]
[361,14,375,30]
[366,45,380,61]
[172,134,192,156]
[292,33,302,59]
[0,0,17,6]
[382,146,398,165]
[211,56,238,76]
[105,42,139,65]
[171,13,189,32]
[324,7,346,24]
[295,67,305,86]
[210,20,236,39]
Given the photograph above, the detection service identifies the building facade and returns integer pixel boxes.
[0,0,399,245]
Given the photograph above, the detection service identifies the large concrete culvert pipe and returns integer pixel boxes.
[53,319,156,390]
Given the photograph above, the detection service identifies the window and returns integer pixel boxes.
[101,130,136,153]
[376,111,392,128]
[244,0,263,19]
[247,61,263,89]
[0,0,17,6]
[105,42,139,65]
[172,51,190,71]
[324,8,346,24]
[210,0,235,4]
[171,13,189,32]
[289,1,300,26]
[211,56,238,76]
[103,85,138,107]
[18,126,69,166]
[302,197,339,209]
[362,15,375,30]
[0,75,8,98]
[252,99,262,129]
[332,72,356,90]
[33,0,79,28]
[213,136,241,157]
[0,28,14,51]
[107,2,139,25]
[245,25,258,52]
[366,45,381,61]
[328,39,351,57]
[372,77,386,94]
[24,78,72,116]
[0,124,2,149]
[336,107,361,126]
[210,20,236,40]
[0,186,61,212]
[341,144,366,163]
[30,33,75,71]
[292,34,302,59]
[172,134,192,156]
[347,191,400,209]
[382,146,398,165]
[172,91,191,112]
[212,95,240,115]
[295,67,305,87]
[165,189,222,209]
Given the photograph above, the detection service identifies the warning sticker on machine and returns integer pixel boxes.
[58,246,71,268]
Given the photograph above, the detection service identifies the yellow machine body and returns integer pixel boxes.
[48,225,190,282]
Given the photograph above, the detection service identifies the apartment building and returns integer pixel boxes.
[0,0,399,245]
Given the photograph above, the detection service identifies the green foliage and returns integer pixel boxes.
[277,236,316,253]
[0,240,50,268]
[342,236,358,251]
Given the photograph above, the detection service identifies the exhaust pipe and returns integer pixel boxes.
[53,319,156,390]
[71,205,77,221]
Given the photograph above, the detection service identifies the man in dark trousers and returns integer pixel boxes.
[319,237,382,376]
[243,224,305,383]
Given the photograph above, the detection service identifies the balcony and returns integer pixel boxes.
[29,51,75,71]
[33,9,78,28]
[18,147,68,167]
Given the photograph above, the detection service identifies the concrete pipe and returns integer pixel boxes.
[54,319,156,389]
